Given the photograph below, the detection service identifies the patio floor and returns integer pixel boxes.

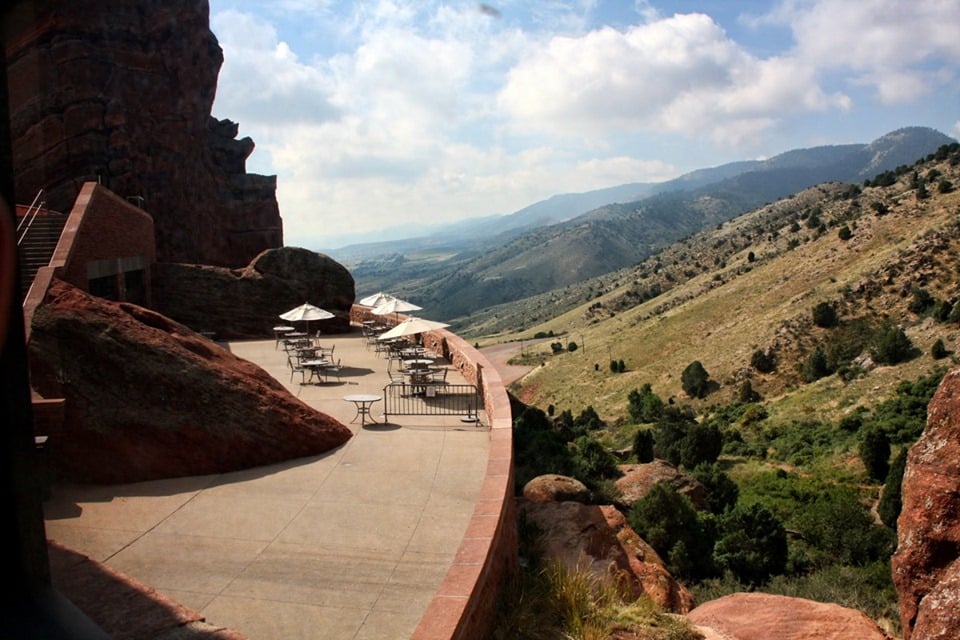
[43,328,491,640]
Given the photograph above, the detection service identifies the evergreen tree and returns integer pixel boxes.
[714,503,788,585]
[859,427,891,481]
[878,448,908,530]
[681,360,711,398]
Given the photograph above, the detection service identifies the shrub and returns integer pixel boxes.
[628,483,717,580]
[837,225,852,241]
[751,349,776,373]
[872,324,914,365]
[692,463,739,514]
[803,346,831,382]
[931,338,948,359]
[790,487,896,568]
[738,380,761,403]
[714,503,788,585]
[571,436,621,483]
[859,427,891,482]
[627,383,665,423]
[681,360,711,398]
[878,448,908,530]
[632,428,655,463]
[812,302,838,328]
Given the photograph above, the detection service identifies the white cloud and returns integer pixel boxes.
[212,10,339,125]
[497,13,849,145]
[209,1,959,247]
[771,0,960,102]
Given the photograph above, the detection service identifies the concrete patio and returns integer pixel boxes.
[43,328,492,640]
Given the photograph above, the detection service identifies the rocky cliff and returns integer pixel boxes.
[4,0,282,267]
[28,279,351,483]
[152,246,355,339]
[892,366,960,640]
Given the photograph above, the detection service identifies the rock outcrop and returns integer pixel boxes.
[892,367,960,640]
[688,592,893,639]
[5,0,282,267]
[151,247,355,339]
[28,279,352,483]
[522,474,591,503]
[615,460,708,510]
[520,500,695,613]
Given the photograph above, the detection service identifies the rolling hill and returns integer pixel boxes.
[339,127,955,323]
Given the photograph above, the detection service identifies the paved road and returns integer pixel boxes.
[479,340,541,386]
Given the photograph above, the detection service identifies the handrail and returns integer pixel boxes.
[16,189,45,245]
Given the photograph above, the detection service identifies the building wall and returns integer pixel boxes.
[53,182,156,305]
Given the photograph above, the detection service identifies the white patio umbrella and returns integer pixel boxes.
[278,302,334,334]
[372,297,423,320]
[358,291,396,307]
[377,317,449,341]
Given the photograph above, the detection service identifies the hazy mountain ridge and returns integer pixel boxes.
[482,143,960,421]
[344,127,954,321]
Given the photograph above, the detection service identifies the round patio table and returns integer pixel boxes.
[343,394,382,426]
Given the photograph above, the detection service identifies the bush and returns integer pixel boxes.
[627,383,665,423]
[812,302,839,328]
[653,408,722,469]
[931,338,948,359]
[692,463,739,514]
[859,427,891,482]
[878,448,908,530]
[803,346,832,382]
[681,360,711,398]
[751,349,776,373]
[872,324,914,365]
[837,225,852,241]
[790,487,896,568]
[628,483,717,580]
[738,380,761,403]
[632,428,655,463]
[714,503,788,585]
[571,436,621,483]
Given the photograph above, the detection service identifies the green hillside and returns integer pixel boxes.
[490,143,960,636]
[485,147,959,422]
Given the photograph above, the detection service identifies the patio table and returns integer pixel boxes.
[343,394,381,426]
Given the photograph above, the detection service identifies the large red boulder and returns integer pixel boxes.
[151,247,355,339]
[615,460,708,510]
[688,592,892,640]
[520,500,695,613]
[892,367,960,640]
[28,279,351,483]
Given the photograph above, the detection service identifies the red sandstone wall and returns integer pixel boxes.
[53,182,155,302]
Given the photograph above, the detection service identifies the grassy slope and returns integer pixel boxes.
[499,156,960,427]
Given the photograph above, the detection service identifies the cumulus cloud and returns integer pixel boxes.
[767,0,960,103]
[497,12,854,146]
[209,0,958,246]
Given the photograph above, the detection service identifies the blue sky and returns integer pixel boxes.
[208,0,960,249]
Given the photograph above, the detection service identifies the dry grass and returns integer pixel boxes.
[503,159,960,426]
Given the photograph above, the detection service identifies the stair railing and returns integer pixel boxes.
[16,189,45,246]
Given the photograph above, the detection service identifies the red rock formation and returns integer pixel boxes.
[28,279,351,483]
[615,460,708,510]
[522,474,591,503]
[5,0,282,267]
[892,367,960,640]
[151,247,355,339]
[520,500,695,613]
[688,592,893,639]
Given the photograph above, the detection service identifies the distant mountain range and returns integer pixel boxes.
[329,126,955,323]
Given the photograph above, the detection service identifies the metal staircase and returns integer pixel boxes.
[16,190,67,299]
